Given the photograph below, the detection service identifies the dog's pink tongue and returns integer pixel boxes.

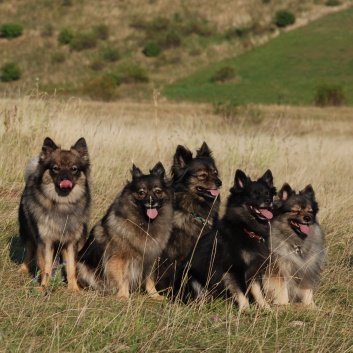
[259,209,273,220]
[147,208,158,219]
[299,223,311,235]
[208,189,220,196]
[59,180,73,189]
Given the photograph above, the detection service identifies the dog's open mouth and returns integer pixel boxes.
[146,207,158,220]
[290,220,311,235]
[250,206,273,220]
[196,187,220,198]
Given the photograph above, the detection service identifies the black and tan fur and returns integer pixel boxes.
[156,142,222,292]
[177,169,276,310]
[19,137,91,291]
[77,162,173,300]
[263,184,325,307]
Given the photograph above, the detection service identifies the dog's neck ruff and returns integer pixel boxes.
[243,228,265,243]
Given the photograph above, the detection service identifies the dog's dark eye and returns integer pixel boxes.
[138,190,146,197]
[52,165,59,173]
[155,189,162,197]
[71,166,78,173]
[214,170,218,175]
[198,173,207,179]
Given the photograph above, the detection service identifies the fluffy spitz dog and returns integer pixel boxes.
[263,183,325,307]
[177,169,276,310]
[156,142,222,291]
[19,137,91,292]
[77,162,173,300]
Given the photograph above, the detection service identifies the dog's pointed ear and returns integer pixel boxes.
[260,169,274,188]
[40,137,58,161]
[71,137,90,163]
[196,142,212,158]
[278,183,293,201]
[150,162,166,178]
[234,169,248,189]
[300,184,315,199]
[131,164,143,179]
[173,145,193,169]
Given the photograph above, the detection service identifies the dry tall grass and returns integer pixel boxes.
[0,93,353,352]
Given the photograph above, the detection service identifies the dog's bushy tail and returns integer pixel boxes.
[24,157,39,184]
[76,262,104,290]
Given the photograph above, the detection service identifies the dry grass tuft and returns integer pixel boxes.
[1,93,353,351]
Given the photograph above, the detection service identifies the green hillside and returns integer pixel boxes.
[0,0,351,102]
[164,5,353,106]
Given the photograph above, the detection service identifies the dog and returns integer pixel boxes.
[156,142,222,292]
[77,162,173,300]
[18,137,91,292]
[176,169,276,310]
[263,183,325,307]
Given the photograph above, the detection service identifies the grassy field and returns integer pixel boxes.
[0,93,353,352]
[164,5,353,106]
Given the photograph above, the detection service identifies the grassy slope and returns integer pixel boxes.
[0,0,351,102]
[0,96,353,351]
[164,5,353,106]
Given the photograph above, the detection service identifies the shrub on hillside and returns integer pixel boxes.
[158,29,182,48]
[41,24,54,38]
[69,32,97,51]
[58,28,74,45]
[147,16,171,33]
[100,47,121,62]
[89,60,104,71]
[51,51,66,64]
[114,62,149,84]
[1,63,21,82]
[93,24,109,40]
[180,17,214,37]
[314,84,347,106]
[0,23,23,39]
[325,0,341,6]
[142,42,161,57]
[224,27,251,40]
[136,14,212,50]
[210,66,236,83]
[274,10,296,28]
[213,100,239,117]
[82,74,117,101]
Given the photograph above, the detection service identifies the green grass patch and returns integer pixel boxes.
[164,6,353,106]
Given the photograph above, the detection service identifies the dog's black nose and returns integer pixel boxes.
[304,215,311,223]
[216,179,222,187]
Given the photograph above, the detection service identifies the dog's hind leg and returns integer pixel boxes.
[19,239,36,274]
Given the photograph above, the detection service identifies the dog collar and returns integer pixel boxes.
[191,213,206,225]
[244,228,265,243]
